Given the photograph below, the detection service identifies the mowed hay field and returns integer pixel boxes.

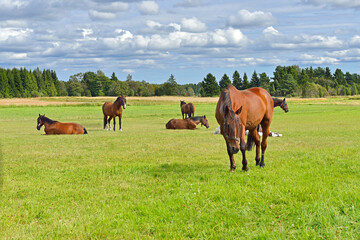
[1,96,360,239]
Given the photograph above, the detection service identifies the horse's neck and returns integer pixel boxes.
[113,100,122,110]
[273,98,282,107]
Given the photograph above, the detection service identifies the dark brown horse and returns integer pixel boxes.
[102,96,126,131]
[37,114,87,134]
[215,85,274,172]
[166,115,209,129]
[180,100,195,119]
[273,98,289,112]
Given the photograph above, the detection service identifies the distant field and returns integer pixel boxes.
[0,97,359,239]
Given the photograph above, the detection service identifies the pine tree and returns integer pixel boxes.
[201,73,220,97]
[232,70,242,90]
[242,72,249,89]
[0,69,10,98]
[219,74,231,91]
[250,71,260,87]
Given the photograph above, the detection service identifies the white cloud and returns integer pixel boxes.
[89,10,116,20]
[0,27,32,42]
[210,28,248,46]
[137,1,159,15]
[350,35,360,46]
[263,26,280,36]
[302,0,360,8]
[181,17,207,33]
[300,53,339,64]
[228,9,276,28]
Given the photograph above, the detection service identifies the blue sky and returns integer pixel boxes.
[0,0,359,84]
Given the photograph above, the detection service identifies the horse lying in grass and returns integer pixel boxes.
[37,114,87,134]
[166,115,209,129]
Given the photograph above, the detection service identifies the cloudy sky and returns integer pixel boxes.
[0,0,359,83]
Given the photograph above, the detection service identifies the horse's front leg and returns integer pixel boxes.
[119,116,122,131]
[249,128,261,166]
[226,143,236,172]
[240,124,248,171]
[107,117,112,131]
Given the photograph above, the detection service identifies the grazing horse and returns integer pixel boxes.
[215,85,274,172]
[180,101,195,119]
[102,96,126,131]
[273,98,289,112]
[36,114,87,134]
[166,115,209,129]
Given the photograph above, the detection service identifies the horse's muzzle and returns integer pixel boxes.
[229,146,239,154]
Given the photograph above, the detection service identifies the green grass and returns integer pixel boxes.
[1,98,360,239]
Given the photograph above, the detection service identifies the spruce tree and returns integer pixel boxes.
[232,70,242,90]
[219,74,231,91]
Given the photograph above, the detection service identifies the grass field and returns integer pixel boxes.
[1,97,360,239]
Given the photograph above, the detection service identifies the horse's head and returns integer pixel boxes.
[180,100,186,107]
[222,106,242,154]
[281,98,288,113]
[37,114,45,130]
[117,95,127,109]
[200,115,209,128]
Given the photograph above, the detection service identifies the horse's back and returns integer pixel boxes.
[56,122,86,134]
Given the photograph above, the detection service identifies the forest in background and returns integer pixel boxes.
[0,66,359,98]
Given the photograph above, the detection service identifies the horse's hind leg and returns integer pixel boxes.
[260,121,270,168]
[103,115,108,129]
[113,118,116,131]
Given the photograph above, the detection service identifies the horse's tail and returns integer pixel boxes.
[246,134,255,151]
[246,125,260,151]
[84,128,88,134]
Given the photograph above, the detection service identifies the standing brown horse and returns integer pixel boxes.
[166,115,209,129]
[102,96,126,131]
[215,85,274,172]
[180,101,195,119]
[273,98,289,113]
[37,114,87,134]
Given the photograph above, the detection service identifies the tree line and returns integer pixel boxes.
[1,66,359,98]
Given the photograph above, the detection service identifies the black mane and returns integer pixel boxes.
[189,116,205,121]
[221,86,233,114]
[40,115,57,124]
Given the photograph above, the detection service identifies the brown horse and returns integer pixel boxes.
[215,85,274,172]
[37,114,87,134]
[102,96,126,131]
[166,115,209,129]
[273,98,289,112]
[180,100,195,119]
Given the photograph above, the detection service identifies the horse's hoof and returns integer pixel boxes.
[119,129,123,132]
[242,166,249,171]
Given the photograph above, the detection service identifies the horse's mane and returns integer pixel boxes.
[40,115,57,124]
[272,98,283,107]
[221,86,233,114]
[189,116,205,121]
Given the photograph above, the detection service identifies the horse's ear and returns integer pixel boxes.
[283,98,286,101]
[235,106,242,115]
[39,114,40,117]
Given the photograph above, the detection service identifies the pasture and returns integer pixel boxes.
[0,96,359,239]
